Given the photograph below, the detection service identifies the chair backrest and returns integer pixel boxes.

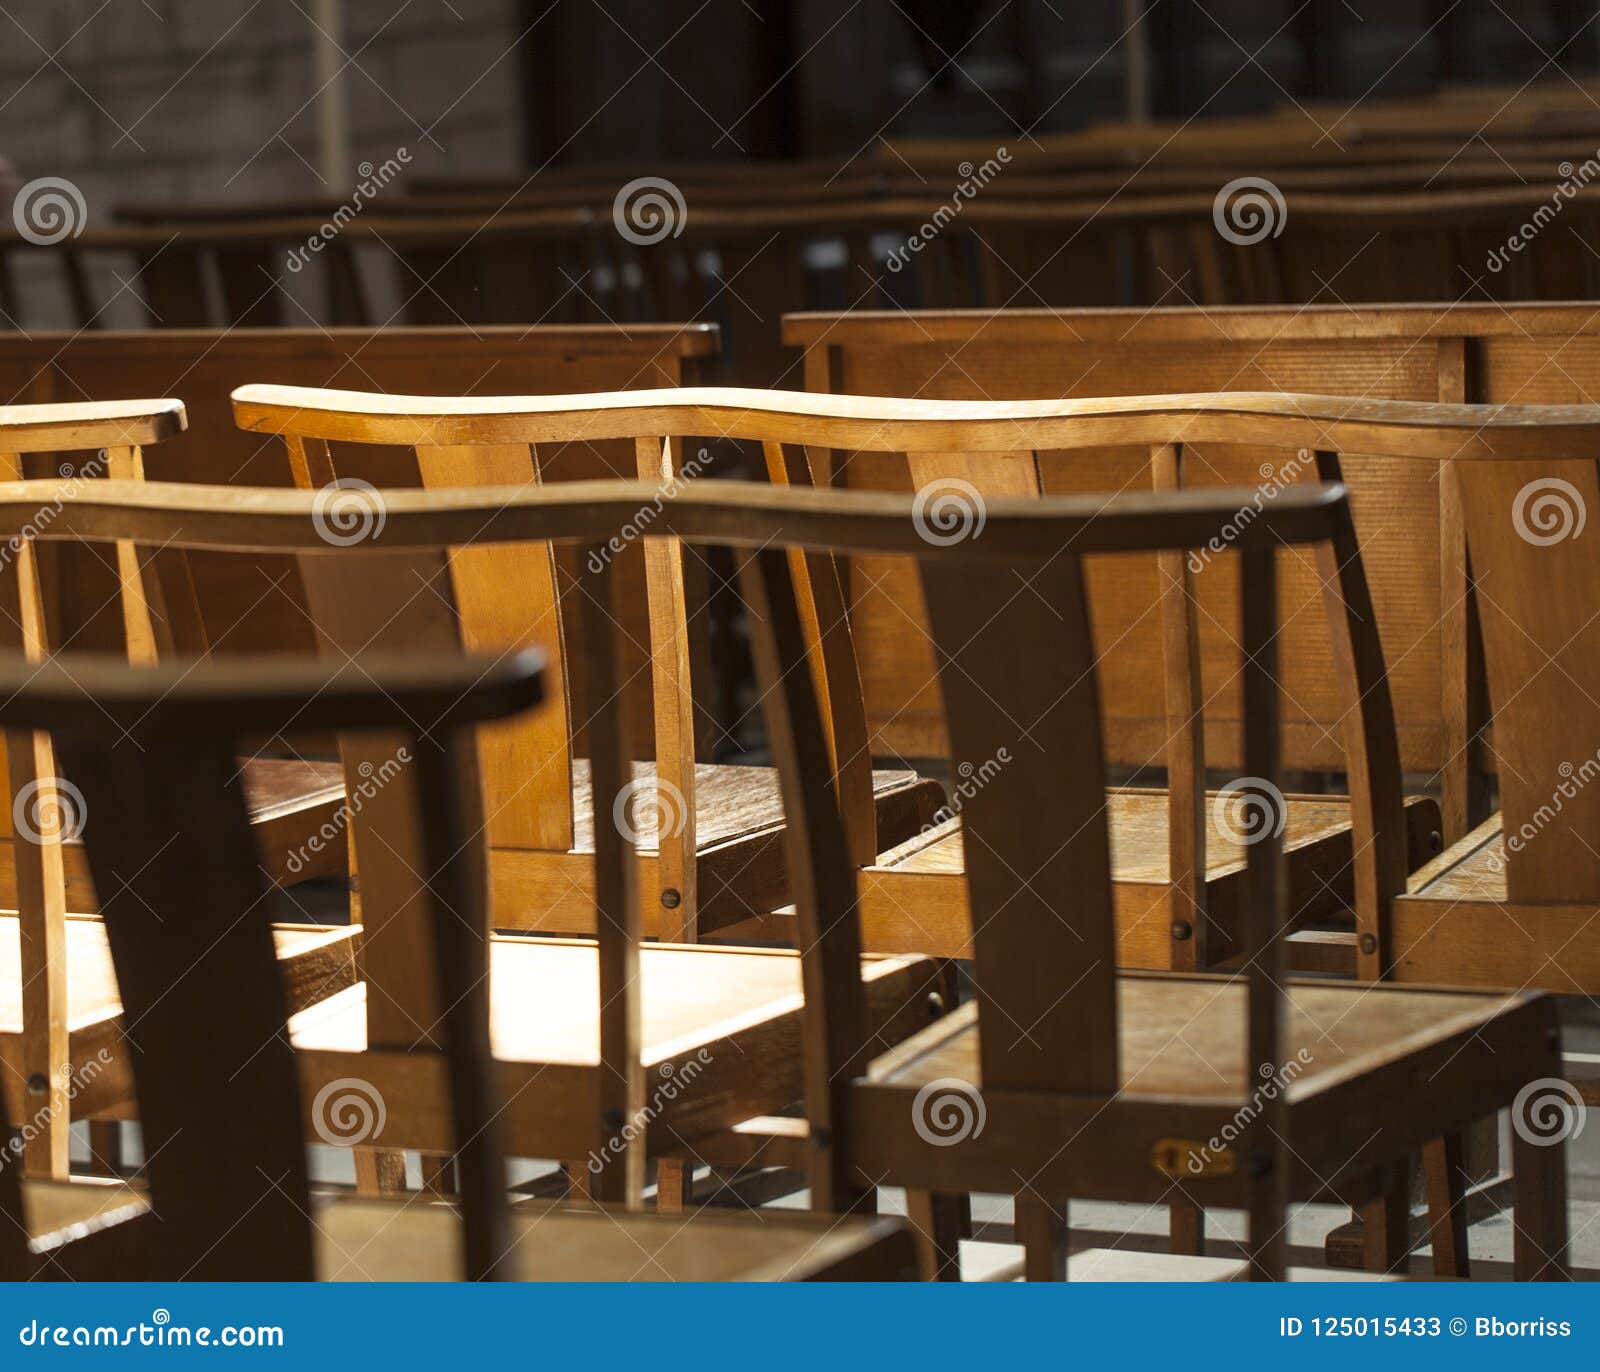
[231,387,1600,982]
[0,324,716,657]
[0,471,1370,1281]
[737,480,1368,1281]
[0,649,544,1280]
[0,399,185,1179]
[787,302,1600,845]
[1457,457,1600,902]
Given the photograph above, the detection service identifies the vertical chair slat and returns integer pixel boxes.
[634,434,699,939]
[1239,545,1288,1282]
[762,439,878,865]
[415,442,573,854]
[921,551,1118,1096]
[1455,456,1600,903]
[741,545,869,1214]
[62,735,314,1279]
[0,449,70,1178]
[411,727,510,1278]
[579,547,644,1207]
[1312,450,1408,978]
[1152,440,1208,970]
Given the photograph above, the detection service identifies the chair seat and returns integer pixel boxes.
[291,938,933,1065]
[314,1196,915,1281]
[870,979,1527,1099]
[0,757,349,910]
[854,974,1552,1204]
[23,1177,148,1240]
[289,938,942,1156]
[1390,812,1600,990]
[858,787,1439,968]
[239,757,348,881]
[20,1182,914,1281]
[0,915,359,1121]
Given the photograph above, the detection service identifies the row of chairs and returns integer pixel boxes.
[16,76,1600,353]
[19,181,1600,335]
[0,381,1591,1280]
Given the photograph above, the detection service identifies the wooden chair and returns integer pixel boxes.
[0,649,913,1281]
[232,388,1575,1270]
[0,322,720,685]
[230,382,943,943]
[730,473,1568,1281]
[0,400,356,1180]
[0,472,944,1209]
[747,390,1487,982]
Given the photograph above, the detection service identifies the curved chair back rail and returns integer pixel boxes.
[0,399,186,452]
[231,383,1600,459]
[0,474,1350,555]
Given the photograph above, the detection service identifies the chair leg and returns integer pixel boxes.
[1512,1131,1570,1281]
[1423,1133,1470,1278]
[1015,1195,1068,1281]
[905,1190,963,1281]
[1169,1199,1205,1255]
[354,1147,407,1196]
[566,1162,592,1201]
[421,1151,457,1198]
[1361,1160,1412,1275]
[86,1120,122,1178]
[655,1159,694,1212]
